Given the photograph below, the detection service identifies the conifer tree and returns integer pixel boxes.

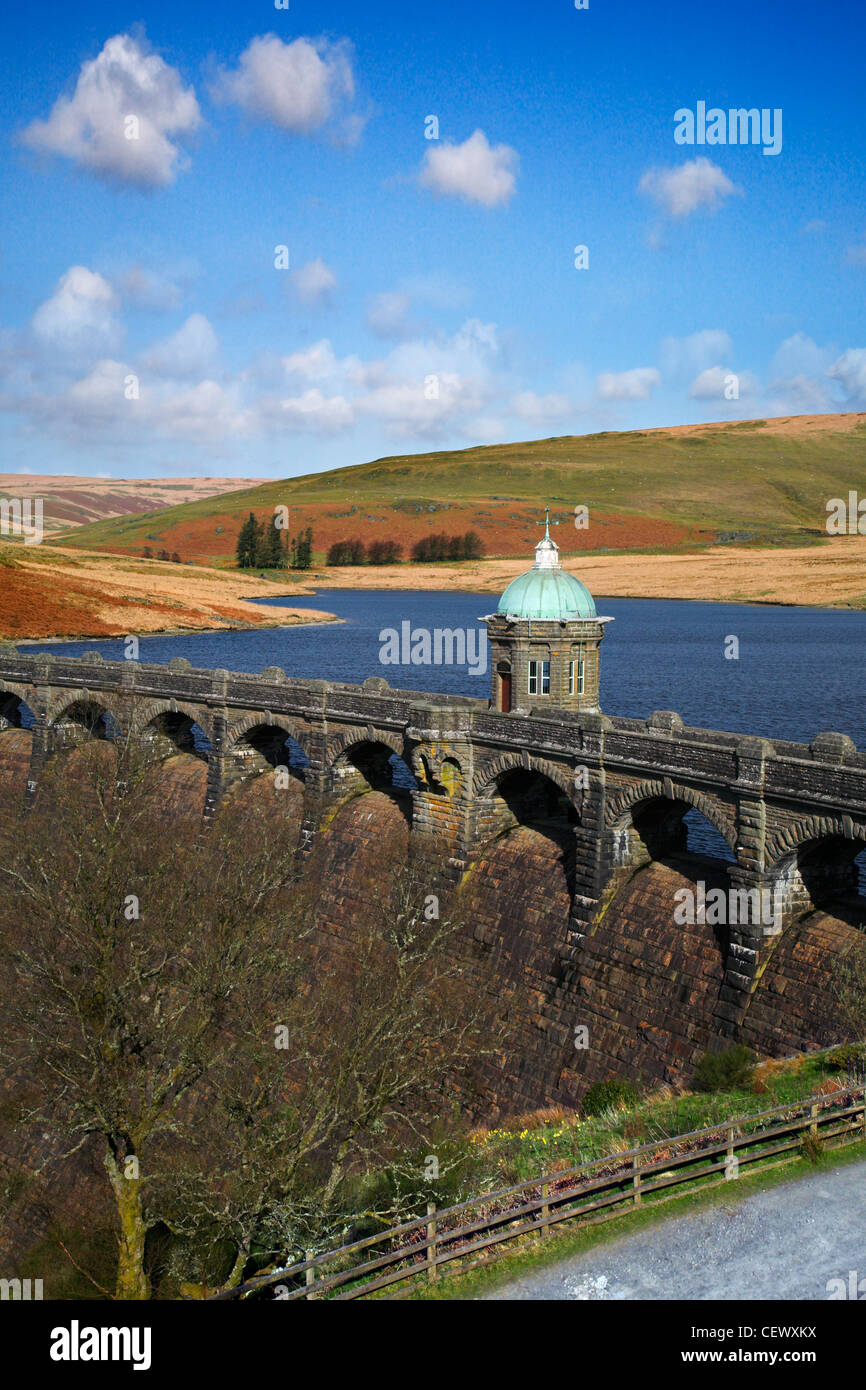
[236,513,260,568]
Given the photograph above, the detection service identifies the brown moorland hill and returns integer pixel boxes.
[0,475,268,537]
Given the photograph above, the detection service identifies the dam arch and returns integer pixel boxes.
[131,699,213,752]
[768,830,866,923]
[227,719,311,782]
[330,733,418,795]
[605,779,737,871]
[48,696,119,746]
[0,689,35,730]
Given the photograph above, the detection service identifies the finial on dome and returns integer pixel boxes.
[534,506,559,570]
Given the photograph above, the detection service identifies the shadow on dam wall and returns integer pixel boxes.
[1,737,863,1118]
[298,798,865,1115]
[211,778,865,1114]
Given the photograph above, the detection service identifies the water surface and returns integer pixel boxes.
[24,590,866,748]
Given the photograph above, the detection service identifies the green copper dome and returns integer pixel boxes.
[497,567,597,620]
[496,510,598,620]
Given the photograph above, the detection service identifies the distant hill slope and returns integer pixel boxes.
[0,476,268,537]
[60,413,866,565]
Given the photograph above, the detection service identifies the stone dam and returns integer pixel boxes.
[1,644,864,1112]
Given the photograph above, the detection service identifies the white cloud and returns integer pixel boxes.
[463,416,506,443]
[596,367,661,401]
[31,266,120,351]
[419,129,518,207]
[140,314,218,377]
[767,374,836,413]
[4,293,582,455]
[660,330,733,378]
[511,390,573,423]
[276,317,503,440]
[282,340,342,381]
[688,365,759,400]
[21,33,200,188]
[639,158,740,218]
[281,388,354,432]
[212,35,359,139]
[451,318,499,356]
[828,349,866,403]
[290,258,337,307]
[32,357,250,443]
[116,265,186,311]
[766,336,838,412]
[769,332,834,382]
[153,380,249,440]
[366,291,412,339]
[64,358,131,423]
[355,374,490,438]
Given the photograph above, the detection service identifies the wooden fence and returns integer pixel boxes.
[210,1083,866,1302]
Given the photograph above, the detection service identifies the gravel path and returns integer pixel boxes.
[484,1159,866,1300]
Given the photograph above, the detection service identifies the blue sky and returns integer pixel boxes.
[0,0,863,479]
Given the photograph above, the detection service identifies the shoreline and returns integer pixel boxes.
[9,588,864,649]
[271,536,866,612]
[5,533,866,644]
[8,589,863,650]
[260,584,858,613]
[12,613,345,647]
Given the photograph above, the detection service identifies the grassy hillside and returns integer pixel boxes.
[63,412,866,566]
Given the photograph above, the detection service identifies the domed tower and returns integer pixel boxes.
[485,510,613,715]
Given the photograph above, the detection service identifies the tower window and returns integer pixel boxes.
[569,659,585,695]
[528,660,550,695]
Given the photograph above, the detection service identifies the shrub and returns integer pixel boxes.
[826,1043,866,1071]
[410,531,485,563]
[367,539,403,564]
[799,1131,825,1165]
[463,529,485,560]
[327,538,366,565]
[582,1080,638,1117]
[692,1045,755,1093]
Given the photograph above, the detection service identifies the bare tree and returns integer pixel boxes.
[0,738,504,1298]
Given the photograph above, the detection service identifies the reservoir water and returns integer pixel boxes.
[23,590,866,749]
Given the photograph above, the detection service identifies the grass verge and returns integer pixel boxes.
[409,1135,866,1300]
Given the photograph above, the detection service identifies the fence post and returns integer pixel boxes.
[541,1181,551,1237]
[632,1153,641,1207]
[725,1124,738,1180]
[810,1102,818,1138]
[305,1250,316,1300]
[426,1202,438,1283]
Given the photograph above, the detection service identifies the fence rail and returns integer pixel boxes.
[209,1080,866,1302]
